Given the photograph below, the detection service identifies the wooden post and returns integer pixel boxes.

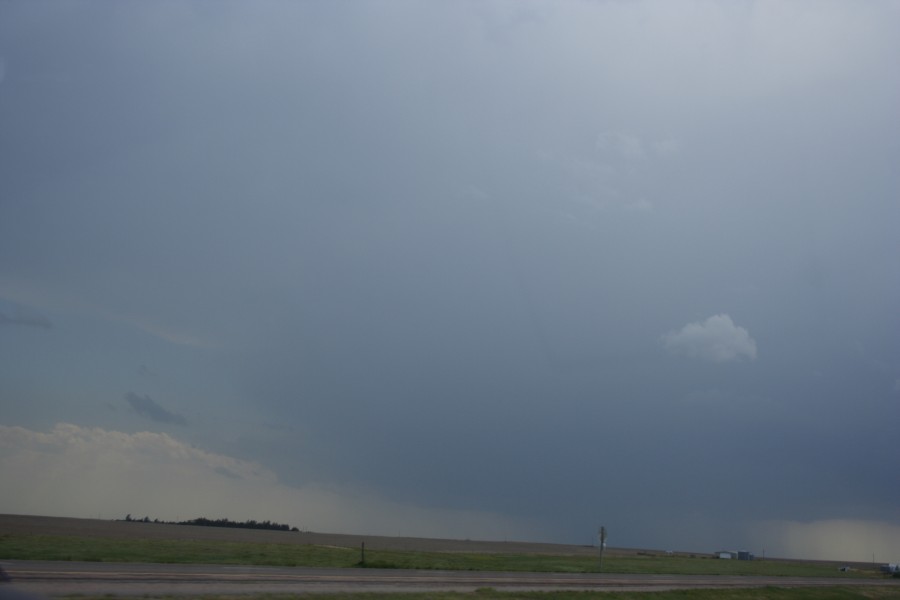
[360,541,365,566]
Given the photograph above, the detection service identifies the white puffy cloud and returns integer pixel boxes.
[0,423,541,540]
[662,314,757,363]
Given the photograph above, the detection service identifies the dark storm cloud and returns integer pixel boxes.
[1,0,899,556]
[125,393,187,426]
[0,311,52,329]
[137,364,158,378]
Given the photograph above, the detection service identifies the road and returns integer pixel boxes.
[3,561,899,597]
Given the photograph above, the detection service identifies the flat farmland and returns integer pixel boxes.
[0,513,598,555]
[3,514,900,598]
[0,514,889,578]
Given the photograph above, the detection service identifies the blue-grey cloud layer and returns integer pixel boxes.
[125,393,187,426]
[0,311,51,329]
[1,1,898,554]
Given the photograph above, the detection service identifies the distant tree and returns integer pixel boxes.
[121,513,296,532]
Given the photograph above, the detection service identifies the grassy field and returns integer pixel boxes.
[59,586,900,600]
[3,517,898,599]
[0,532,882,579]
[4,516,898,599]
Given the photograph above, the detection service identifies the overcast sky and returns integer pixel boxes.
[1,0,899,562]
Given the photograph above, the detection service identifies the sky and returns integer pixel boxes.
[1,0,899,562]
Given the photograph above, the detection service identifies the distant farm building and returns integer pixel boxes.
[716,550,754,560]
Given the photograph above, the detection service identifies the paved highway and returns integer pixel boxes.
[3,560,899,596]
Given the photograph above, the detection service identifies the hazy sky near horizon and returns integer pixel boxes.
[1,1,899,561]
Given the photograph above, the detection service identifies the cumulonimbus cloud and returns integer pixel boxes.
[0,423,543,541]
[662,314,757,363]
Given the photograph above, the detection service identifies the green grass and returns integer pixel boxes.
[0,533,883,579]
[60,586,900,600]
[0,534,356,567]
[355,549,869,577]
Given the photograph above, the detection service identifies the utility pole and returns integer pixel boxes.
[598,526,607,573]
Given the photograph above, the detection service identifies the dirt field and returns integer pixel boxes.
[0,513,604,556]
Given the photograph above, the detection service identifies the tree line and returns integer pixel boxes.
[122,514,299,532]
